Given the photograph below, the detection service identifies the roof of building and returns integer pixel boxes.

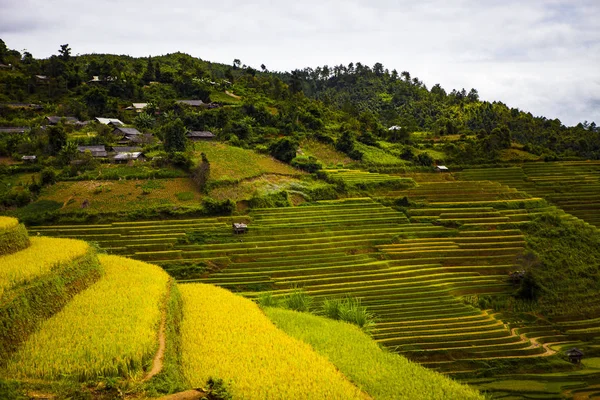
[0,127,28,133]
[96,117,124,125]
[21,155,37,160]
[567,348,584,356]
[127,133,155,144]
[114,152,143,160]
[176,99,205,107]
[126,103,149,110]
[77,145,107,153]
[112,146,143,153]
[113,127,142,135]
[46,116,79,124]
[35,75,48,80]
[187,130,215,138]
[436,165,449,170]
[388,125,403,130]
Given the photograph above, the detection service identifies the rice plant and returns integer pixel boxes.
[180,283,364,399]
[5,255,170,381]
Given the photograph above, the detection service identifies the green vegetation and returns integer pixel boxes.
[0,217,29,255]
[1,40,600,399]
[266,307,484,400]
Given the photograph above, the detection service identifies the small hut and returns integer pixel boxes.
[232,223,248,234]
[566,348,584,364]
[436,165,449,172]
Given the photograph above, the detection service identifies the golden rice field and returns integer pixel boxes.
[39,178,202,212]
[0,237,89,296]
[193,141,302,182]
[266,308,485,400]
[4,255,170,381]
[0,216,19,230]
[180,284,366,400]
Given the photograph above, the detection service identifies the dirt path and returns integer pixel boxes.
[143,283,170,382]
[158,390,207,400]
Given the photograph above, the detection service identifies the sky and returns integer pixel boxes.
[1,0,599,126]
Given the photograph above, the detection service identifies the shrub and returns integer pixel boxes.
[291,156,322,173]
[248,190,291,209]
[40,168,57,185]
[321,297,376,332]
[257,292,279,308]
[168,152,193,171]
[283,288,313,312]
[201,198,235,215]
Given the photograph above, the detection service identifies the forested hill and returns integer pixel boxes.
[1,39,599,165]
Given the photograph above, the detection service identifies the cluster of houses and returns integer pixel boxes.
[9,110,215,164]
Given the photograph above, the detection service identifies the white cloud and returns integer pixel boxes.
[1,0,598,125]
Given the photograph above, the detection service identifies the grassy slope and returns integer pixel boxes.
[38,178,201,212]
[192,141,301,183]
[265,307,484,400]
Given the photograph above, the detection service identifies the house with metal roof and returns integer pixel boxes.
[96,117,124,126]
[77,145,108,158]
[186,131,215,141]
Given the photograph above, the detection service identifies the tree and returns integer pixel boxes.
[142,56,155,83]
[58,44,71,62]
[269,137,298,163]
[134,112,155,130]
[191,152,211,192]
[57,141,78,165]
[162,118,187,152]
[0,39,7,63]
[233,59,241,69]
[47,126,67,155]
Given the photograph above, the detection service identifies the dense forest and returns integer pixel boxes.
[1,38,599,170]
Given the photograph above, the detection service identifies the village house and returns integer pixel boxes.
[21,155,37,163]
[186,131,215,141]
[77,145,108,158]
[113,152,145,163]
[176,99,205,107]
[45,116,80,125]
[112,127,142,137]
[125,103,148,112]
[0,127,28,134]
[111,146,143,153]
[96,117,124,126]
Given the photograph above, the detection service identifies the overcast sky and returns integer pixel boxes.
[1,0,598,126]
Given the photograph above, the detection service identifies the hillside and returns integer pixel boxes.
[0,217,485,399]
[1,40,600,399]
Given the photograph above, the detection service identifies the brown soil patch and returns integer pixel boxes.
[143,282,170,382]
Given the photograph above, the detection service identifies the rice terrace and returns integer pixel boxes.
[1,37,600,400]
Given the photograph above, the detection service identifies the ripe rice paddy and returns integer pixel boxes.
[4,255,170,380]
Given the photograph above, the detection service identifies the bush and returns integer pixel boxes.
[40,168,57,185]
[201,198,235,215]
[248,190,291,209]
[290,156,322,173]
[283,288,313,312]
[257,292,279,308]
[269,137,298,163]
[321,297,376,332]
[168,152,193,171]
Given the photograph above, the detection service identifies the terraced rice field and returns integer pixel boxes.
[34,194,575,367]
[456,161,600,228]
[322,169,414,188]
